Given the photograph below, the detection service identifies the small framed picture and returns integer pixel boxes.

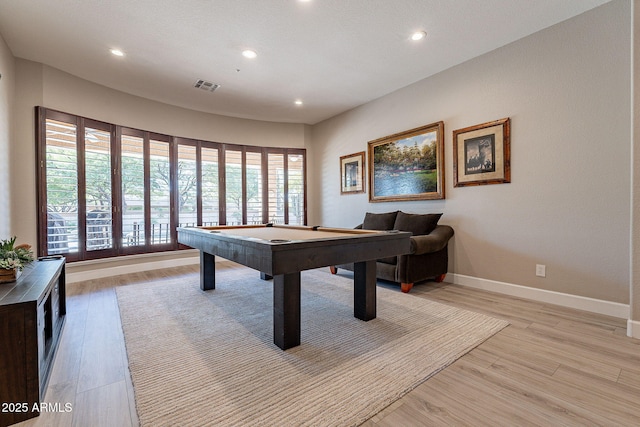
[340,151,366,194]
[453,118,511,187]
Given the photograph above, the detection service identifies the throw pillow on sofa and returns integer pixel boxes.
[362,211,399,230]
[393,212,442,236]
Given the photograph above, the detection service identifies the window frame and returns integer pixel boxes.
[36,107,307,261]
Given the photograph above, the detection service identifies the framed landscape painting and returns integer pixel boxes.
[340,151,365,194]
[368,121,444,202]
[453,118,510,187]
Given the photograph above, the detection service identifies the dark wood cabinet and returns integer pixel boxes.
[0,258,65,427]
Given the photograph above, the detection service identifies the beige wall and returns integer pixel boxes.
[0,33,14,238]
[40,66,308,148]
[10,61,308,255]
[11,61,43,250]
[309,0,631,304]
[632,0,639,329]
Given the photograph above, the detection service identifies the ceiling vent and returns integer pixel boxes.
[194,79,221,92]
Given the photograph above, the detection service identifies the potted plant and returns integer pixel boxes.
[0,236,35,283]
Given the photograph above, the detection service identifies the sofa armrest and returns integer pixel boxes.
[409,225,454,255]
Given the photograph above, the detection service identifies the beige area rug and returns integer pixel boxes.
[116,266,508,427]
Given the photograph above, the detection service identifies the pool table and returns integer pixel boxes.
[177,224,411,350]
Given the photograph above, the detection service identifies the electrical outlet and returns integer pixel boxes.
[536,264,546,278]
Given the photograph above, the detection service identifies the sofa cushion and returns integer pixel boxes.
[393,212,442,236]
[362,211,398,230]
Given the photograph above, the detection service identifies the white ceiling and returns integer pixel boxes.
[0,0,610,125]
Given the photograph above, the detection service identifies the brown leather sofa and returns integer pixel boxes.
[330,211,454,293]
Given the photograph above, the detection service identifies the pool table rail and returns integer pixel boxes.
[177,225,411,276]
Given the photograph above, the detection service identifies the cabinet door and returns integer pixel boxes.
[52,281,60,332]
[0,305,28,420]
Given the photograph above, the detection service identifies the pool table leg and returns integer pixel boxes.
[200,251,215,291]
[353,260,376,321]
[273,272,301,350]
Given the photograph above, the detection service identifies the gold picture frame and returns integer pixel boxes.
[453,118,511,187]
[340,151,366,194]
[368,121,445,202]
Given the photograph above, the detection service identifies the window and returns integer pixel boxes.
[288,153,306,226]
[84,124,114,251]
[246,151,263,224]
[149,138,172,245]
[121,132,146,248]
[43,118,79,255]
[36,107,307,261]
[177,143,198,227]
[201,145,219,226]
[224,148,243,226]
[267,152,285,224]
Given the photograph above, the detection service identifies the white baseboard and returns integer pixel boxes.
[448,273,630,320]
[66,252,201,283]
[628,319,640,339]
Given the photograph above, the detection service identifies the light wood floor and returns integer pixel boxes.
[16,262,640,426]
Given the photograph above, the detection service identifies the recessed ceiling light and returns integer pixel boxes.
[410,31,427,41]
[110,48,125,57]
[242,49,257,59]
[294,100,303,106]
